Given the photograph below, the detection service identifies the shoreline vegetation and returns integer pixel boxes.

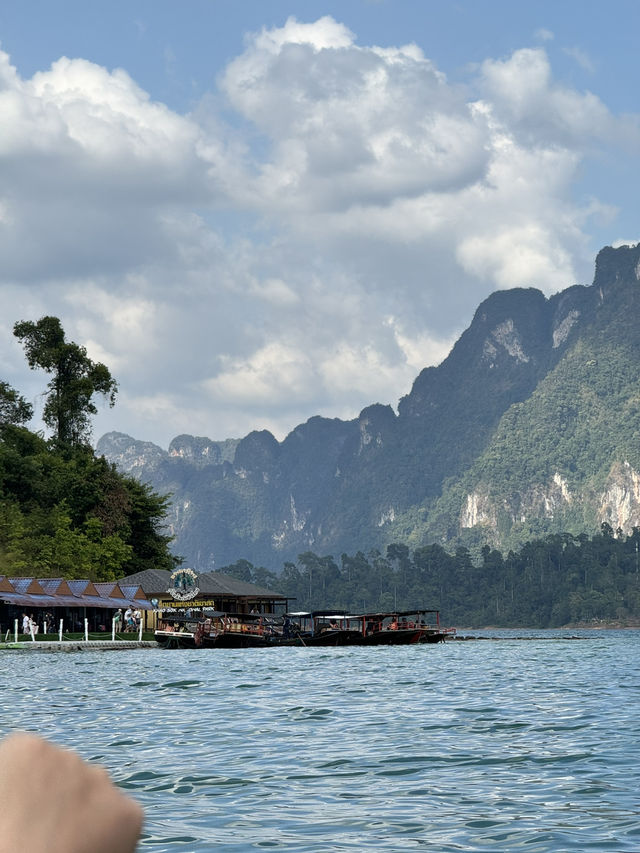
[224,524,640,629]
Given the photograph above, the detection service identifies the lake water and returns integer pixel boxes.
[2,630,640,851]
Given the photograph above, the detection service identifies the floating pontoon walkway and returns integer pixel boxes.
[0,640,157,651]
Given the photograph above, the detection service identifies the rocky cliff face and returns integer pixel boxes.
[97,243,640,568]
[599,462,640,532]
[458,462,640,546]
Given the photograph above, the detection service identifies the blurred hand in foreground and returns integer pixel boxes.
[0,732,143,853]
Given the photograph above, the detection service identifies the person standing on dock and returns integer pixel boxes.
[124,607,133,631]
[21,613,29,635]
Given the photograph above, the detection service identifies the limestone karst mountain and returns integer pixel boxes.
[97,244,640,570]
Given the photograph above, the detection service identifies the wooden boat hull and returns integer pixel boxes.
[300,629,362,647]
[201,631,273,648]
[359,629,424,646]
[155,630,197,649]
[419,630,447,643]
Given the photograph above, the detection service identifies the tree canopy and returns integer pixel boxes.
[0,317,177,580]
[14,316,117,447]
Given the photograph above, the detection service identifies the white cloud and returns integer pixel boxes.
[385,317,455,373]
[563,46,596,74]
[249,277,300,306]
[203,342,315,406]
[0,19,635,447]
[221,17,489,216]
[457,225,575,291]
[318,342,414,402]
[478,48,611,145]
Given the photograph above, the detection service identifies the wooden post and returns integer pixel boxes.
[112,617,116,642]
[84,619,88,642]
[14,619,17,643]
[59,619,63,642]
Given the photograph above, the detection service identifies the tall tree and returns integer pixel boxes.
[13,317,117,446]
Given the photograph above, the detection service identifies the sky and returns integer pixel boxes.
[0,0,639,449]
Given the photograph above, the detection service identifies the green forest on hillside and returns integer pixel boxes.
[0,317,177,580]
[222,524,640,628]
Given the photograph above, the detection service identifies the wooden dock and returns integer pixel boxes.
[0,640,157,651]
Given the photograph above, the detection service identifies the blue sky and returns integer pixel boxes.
[0,1,638,447]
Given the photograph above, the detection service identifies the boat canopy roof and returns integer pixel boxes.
[355,609,439,618]
[286,610,350,618]
[314,614,355,621]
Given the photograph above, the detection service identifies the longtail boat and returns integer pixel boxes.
[154,608,454,648]
[284,611,363,646]
[354,610,452,644]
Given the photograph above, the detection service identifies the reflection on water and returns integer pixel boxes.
[2,632,640,851]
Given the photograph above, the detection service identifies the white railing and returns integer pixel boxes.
[2,615,149,646]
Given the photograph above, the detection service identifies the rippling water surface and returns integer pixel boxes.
[2,631,640,851]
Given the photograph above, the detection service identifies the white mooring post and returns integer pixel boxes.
[43,621,47,635]
[14,619,18,643]
[59,619,63,642]
[112,617,116,642]
[138,617,143,642]
[84,619,89,642]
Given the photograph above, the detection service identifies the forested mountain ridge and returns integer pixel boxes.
[98,244,640,571]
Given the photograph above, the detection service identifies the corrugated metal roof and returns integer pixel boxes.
[199,571,285,598]
[119,584,147,601]
[0,577,153,610]
[9,578,47,595]
[93,582,126,598]
[38,578,73,596]
[116,569,172,594]
[0,592,57,607]
[118,569,286,600]
[0,591,153,610]
[66,580,90,595]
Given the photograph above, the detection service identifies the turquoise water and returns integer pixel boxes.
[2,632,640,851]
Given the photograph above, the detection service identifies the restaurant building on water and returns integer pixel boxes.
[0,575,152,636]
[117,568,290,626]
[0,568,289,636]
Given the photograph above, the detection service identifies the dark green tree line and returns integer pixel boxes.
[223,525,640,627]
